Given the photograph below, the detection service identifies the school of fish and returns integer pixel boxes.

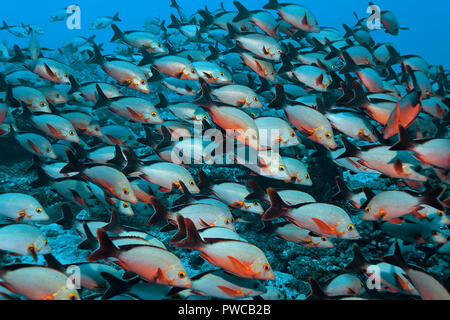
[0,0,448,300]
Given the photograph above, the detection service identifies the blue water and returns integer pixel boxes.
[0,0,449,68]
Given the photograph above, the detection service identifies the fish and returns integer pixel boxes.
[382,241,450,300]
[148,196,235,231]
[0,193,49,222]
[87,44,150,93]
[174,217,275,280]
[262,188,359,239]
[263,0,320,33]
[0,265,80,300]
[361,186,445,221]
[61,150,138,204]
[0,224,51,261]
[111,24,166,54]
[90,13,121,30]
[88,229,192,288]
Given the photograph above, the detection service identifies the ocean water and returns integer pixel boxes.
[0,0,448,301]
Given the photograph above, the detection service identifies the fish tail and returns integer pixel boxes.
[110,24,124,42]
[245,179,266,201]
[348,80,369,107]
[197,10,213,29]
[233,1,251,22]
[112,13,121,22]
[421,185,445,210]
[306,278,328,300]
[43,253,65,271]
[277,53,294,74]
[68,75,81,95]
[147,66,162,82]
[342,24,353,38]
[336,135,360,159]
[155,93,169,108]
[60,150,84,174]
[344,244,370,271]
[147,196,170,225]
[194,79,214,108]
[136,126,156,149]
[169,214,187,243]
[262,188,288,220]
[86,43,104,65]
[330,176,353,202]
[381,240,409,270]
[55,203,75,228]
[100,272,135,300]
[8,45,26,63]
[385,45,401,67]
[267,83,287,109]
[103,210,123,234]
[29,164,51,188]
[263,0,279,10]
[87,229,119,262]
[389,125,415,151]
[339,50,358,74]
[106,145,127,168]
[167,14,181,29]
[173,217,204,249]
[93,84,110,109]
[206,44,219,61]
[224,23,240,41]
[77,222,99,250]
[197,169,212,189]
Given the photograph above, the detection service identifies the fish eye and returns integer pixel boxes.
[321,236,327,241]
[64,73,68,78]
[94,126,100,132]
[43,239,48,246]
[27,244,35,251]
[40,101,46,107]
[178,270,186,279]
[36,207,43,213]
[123,188,130,195]
[325,132,332,139]
[365,206,370,212]
[220,72,224,77]
[202,114,208,119]
[189,180,195,186]
[250,112,256,118]
[224,218,230,225]
[191,68,196,74]
[151,111,158,117]
[158,43,162,47]
[253,201,259,206]
[122,202,129,208]
[437,210,444,217]
[431,230,438,236]
[253,96,258,102]
[55,93,60,98]
[68,293,77,300]
[277,48,281,53]
[140,80,146,85]
[279,165,285,172]
[69,130,75,136]
[347,224,354,231]
[263,263,270,271]
[46,147,52,153]
[290,131,296,138]
[305,173,310,179]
